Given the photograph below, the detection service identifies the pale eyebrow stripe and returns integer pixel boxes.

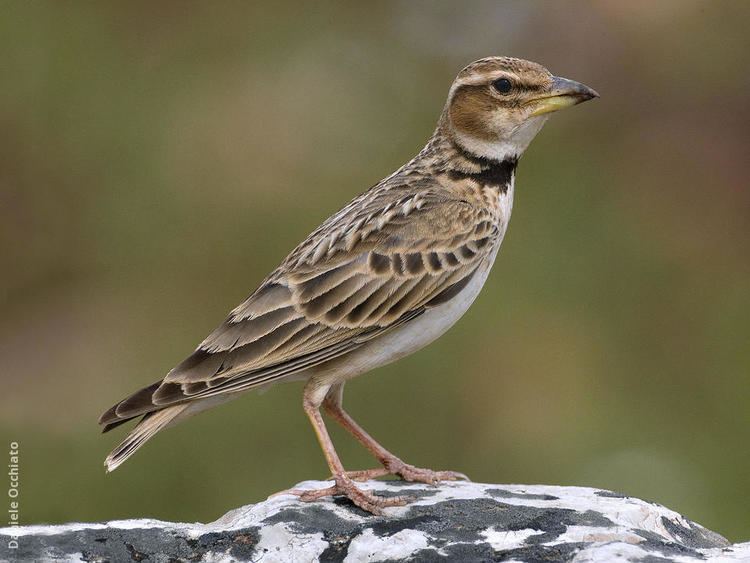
[454,70,523,88]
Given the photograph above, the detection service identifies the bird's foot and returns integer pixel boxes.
[328,462,470,484]
[287,474,410,515]
[383,458,470,485]
[336,467,390,481]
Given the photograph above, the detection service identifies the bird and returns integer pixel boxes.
[99,56,598,515]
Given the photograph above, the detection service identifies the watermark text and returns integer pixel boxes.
[7,442,19,550]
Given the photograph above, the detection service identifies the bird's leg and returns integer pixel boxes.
[285,382,410,515]
[322,384,469,485]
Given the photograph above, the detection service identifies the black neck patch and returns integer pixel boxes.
[447,156,518,194]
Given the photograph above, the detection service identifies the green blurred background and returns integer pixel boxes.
[1,0,748,541]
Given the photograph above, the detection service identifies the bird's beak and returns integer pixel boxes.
[528,76,599,117]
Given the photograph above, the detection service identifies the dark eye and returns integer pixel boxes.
[492,77,513,94]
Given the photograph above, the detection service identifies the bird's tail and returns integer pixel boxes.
[104,404,190,472]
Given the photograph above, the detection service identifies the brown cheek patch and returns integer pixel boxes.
[449,85,497,141]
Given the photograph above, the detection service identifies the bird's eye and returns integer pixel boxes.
[492,77,513,94]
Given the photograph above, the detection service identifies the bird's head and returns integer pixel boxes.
[442,56,598,162]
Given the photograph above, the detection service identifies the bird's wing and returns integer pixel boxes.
[100,187,499,424]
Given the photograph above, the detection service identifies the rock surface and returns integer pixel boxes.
[1,480,748,562]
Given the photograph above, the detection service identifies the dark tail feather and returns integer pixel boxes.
[104,404,189,472]
[98,381,162,428]
[101,417,134,433]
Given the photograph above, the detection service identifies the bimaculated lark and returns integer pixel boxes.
[100,57,597,514]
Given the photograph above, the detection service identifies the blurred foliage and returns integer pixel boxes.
[1,0,748,542]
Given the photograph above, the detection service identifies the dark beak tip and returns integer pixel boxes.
[586,87,601,100]
[551,75,599,102]
[572,83,599,102]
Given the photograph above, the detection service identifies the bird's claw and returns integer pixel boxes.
[327,468,390,481]
[286,474,410,515]
[384,459,470,485]
[328,464,469,484]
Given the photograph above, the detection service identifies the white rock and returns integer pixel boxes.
[1,481,747,562]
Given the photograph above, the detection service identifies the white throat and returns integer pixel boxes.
[452,115,549,162]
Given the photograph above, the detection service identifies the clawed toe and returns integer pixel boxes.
[386,461,470,485]
[433,470,471,482]
[287,484,338,502]
[286,475,410,515]
[330,468,390,481]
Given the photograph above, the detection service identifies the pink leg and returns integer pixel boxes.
[285,381,410,515]
[322,384,469,485]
